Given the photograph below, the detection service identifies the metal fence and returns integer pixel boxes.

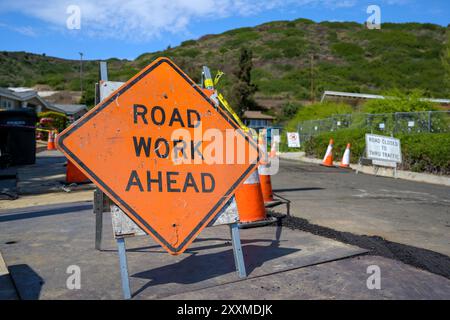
[296,111,450,141]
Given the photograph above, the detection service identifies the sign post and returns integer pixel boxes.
[57,58,259,298]
[230,222,246,278]
[116,237,131,299]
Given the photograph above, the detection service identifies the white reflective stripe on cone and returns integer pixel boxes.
[342,149,350,163]
[243,170,260,184]
[258,163,271,176]
[323,145,332,161]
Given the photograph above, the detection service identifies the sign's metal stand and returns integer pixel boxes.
[93,189,104,251]
[116,237,131,299]
[93,62,247,299]
[93,191,247,299]
[229,223,246,278]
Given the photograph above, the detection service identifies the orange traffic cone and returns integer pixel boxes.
[258,163,274,203]
[321,138,334,167]
[47,130,56,150]
[66,160,90,184]
[339,143,351,168]
[235,170,266,223]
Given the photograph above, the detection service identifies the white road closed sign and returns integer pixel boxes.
[365,134,402,163]
[287,132,300,148]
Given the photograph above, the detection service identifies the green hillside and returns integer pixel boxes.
[1,19,449,113]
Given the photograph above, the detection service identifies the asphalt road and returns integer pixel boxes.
[1,157,449,299]
[1,201,449,300]
[272,159,450,269]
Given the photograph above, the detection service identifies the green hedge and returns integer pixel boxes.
[399,133,450,174]
[38,111,67,133]
[304,129,450,175]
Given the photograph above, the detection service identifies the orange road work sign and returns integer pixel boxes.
[57,57,258,255]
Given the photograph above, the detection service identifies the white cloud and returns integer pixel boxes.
[0,0,357,41]
[0,22,37,37]
[382,0,411,5]
[14,25,37,37]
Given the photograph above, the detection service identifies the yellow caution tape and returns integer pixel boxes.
[206,68,257,141]
[213,71,224,86]
[36,128,54,133]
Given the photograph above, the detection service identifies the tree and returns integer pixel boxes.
[443,28,450,96]
[231,47,258,116]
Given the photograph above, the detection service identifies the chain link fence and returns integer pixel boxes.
[296,111,450,142]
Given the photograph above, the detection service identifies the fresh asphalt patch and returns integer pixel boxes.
[282,215,450,279]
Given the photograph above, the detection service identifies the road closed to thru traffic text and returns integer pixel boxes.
[365,133,402,163]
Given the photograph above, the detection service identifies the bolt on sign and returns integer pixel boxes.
[57,58,259,255]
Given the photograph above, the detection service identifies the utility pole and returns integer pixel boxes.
[79,52,83,97]
[310,54,315,103]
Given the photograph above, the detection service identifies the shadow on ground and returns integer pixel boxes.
[0,203,93,222]
[8,264,44,300]
[131,226,298,297]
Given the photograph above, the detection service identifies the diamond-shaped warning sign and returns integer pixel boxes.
[57,58,258,255]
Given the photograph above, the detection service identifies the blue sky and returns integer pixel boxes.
[0,0,448,61]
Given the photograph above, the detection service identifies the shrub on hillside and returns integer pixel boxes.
[181,40,196,47]
[282,102,301,119]
[177,48,201,58]
[331,42,365,60]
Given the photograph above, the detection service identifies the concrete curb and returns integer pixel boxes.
[279,152,450,187]
[0,251,18,300]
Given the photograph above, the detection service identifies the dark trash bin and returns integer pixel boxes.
[0,109,37,167]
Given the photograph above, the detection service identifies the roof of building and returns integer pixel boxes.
[1,88,88,115]
[0,87,20,100]
[242,110,275,120]
[0,87,49,105]
[49,104,88,115]
[321,90,450,104]
[14,90,39,100]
